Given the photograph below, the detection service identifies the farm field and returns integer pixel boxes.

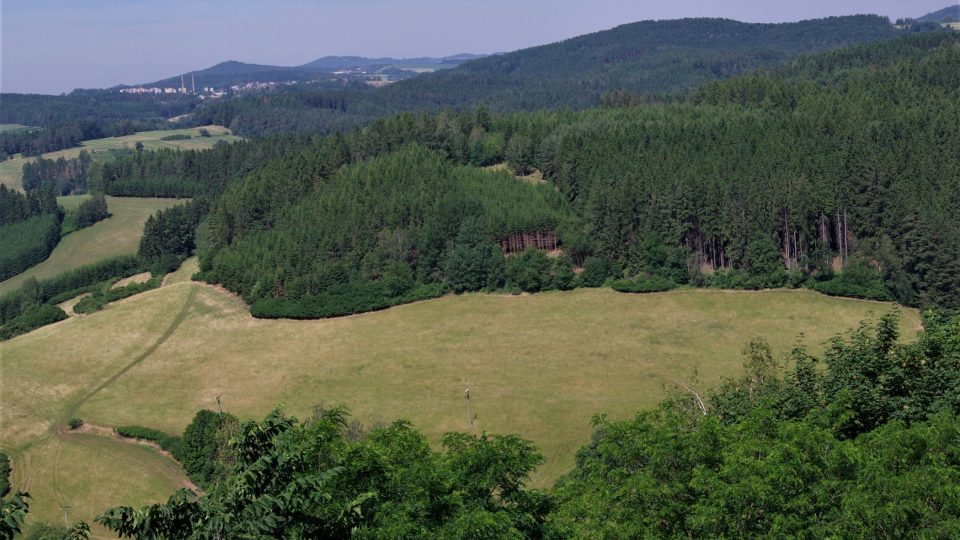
[0,279,920,534]
[0,125,240,190]
[0,124,35,134]
[0,196,182,296]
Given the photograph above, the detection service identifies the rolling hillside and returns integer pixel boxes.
[0,197,182,296]
[0,276,919,533]
[918,4,960,22]
[0,125,239,191]
[196,15,905,136]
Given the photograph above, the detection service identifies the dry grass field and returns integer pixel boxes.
[0,125,240,190]
[0,273,920,535]
[0,197,182,297]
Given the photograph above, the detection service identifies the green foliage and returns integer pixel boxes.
[0,453,9,498]
[550,312,960,537]
[445,217,506,293]
[196,16,900,137]
[72,194,109,230]
[0,304,67,341]
[251,282,447,319]
[611,274,678,294]
[67,418,83,430]
[578,257,615,288]
[179,410,237,487]
[98,408,550,539]
[0,214,61,282]
[72,276,161,315]
[206,144,568,314]
[138,200,208,261]
[115,426,182,458]
[160,134,191,141]
[0,490,29,540]
[810,260,892,301]
[505,249,553,293]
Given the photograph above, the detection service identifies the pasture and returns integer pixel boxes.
[0,277,920,534]
[0,124,35,134]
[0,125,240,190]
[0,197,182,296]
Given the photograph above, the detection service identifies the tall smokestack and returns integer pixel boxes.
[191,73,195,93]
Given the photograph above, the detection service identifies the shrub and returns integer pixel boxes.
[160,134,192,141]
[74,194,110,230]
[0,451,10,497]
[198,128,211,137]
[552,254,577,291]
[73,276,161,314]
[115,426,183,458]
[706,269,751,289]
[251,282,446,319]
[579,257,616,287]
[611,274,678,293]
[68,418,83,430]
[0,304,67,341]
[506,249,553,293]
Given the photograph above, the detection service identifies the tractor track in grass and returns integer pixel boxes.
[44,286,198,506]
[63,286,197,421]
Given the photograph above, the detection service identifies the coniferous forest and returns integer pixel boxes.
[111,32,960,315]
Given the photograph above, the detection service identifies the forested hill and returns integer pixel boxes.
[918,4,960,22]
[95,31,960,319]
[195,15,904,136]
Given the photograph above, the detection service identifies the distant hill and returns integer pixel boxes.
[917,4,960,22]
[300,54,487,71]
[137,55,485,90]
[196,14,906,136]
[385,15,900,110]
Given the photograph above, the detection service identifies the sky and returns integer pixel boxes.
[1,0,952,94]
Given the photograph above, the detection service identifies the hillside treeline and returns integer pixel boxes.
[113,32,960,314]
[192,15,903,137]
[9,312,952,537]
[0,185,62,282]
[21,151,93,195]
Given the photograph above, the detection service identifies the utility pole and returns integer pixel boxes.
[60,505,70,528]
[465,388,473,427]
[216,395,222,416]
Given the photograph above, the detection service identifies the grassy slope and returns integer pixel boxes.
[0,124,34,134]
[0,280,919,532]
[0,125,240,190]
[0,197,181,296]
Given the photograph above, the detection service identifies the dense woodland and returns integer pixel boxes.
[0,186,61,282]
[21,152,93,195]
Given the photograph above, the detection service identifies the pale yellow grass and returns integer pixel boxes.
[0,197,181,296]
[161,257,199,287]
[0,283,919,529]
[112,272,152,289]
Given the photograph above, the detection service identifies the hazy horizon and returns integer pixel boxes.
[2,0,952,95]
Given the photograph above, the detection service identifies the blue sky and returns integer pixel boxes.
[1,0,950,94]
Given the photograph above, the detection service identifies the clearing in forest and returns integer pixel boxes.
[0,196,182,296]
[0,277,920,533]
[0,125,241,190]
